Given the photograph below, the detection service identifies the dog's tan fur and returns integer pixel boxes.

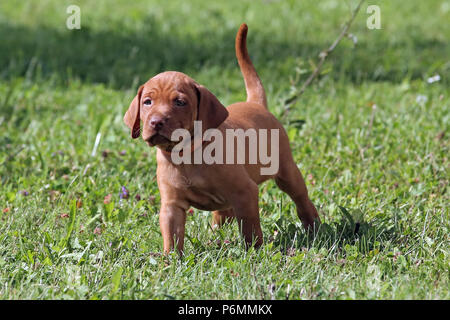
[124,24,319,254]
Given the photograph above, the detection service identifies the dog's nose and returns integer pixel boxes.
[150,117,164,131]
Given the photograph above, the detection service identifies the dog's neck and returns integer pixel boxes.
[157,135,212,164]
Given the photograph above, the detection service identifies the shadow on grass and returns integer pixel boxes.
[1,18,448,89]
[273,206,398,255]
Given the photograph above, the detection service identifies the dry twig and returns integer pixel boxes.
[282,0,365,117]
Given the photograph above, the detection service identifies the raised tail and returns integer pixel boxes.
[235,23,267,108]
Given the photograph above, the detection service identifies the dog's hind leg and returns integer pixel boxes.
[275,153,320,231]
[212,208,235,228]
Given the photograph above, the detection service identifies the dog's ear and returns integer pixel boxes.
[124,85,144,139]
[195,84,228,131]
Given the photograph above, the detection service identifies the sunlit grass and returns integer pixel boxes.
[0,0,448,299]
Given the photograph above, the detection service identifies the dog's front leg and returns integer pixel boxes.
[159,204,186,255]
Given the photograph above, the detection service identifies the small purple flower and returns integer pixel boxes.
[427,74,440,84]
[51,150,64,157]
[416,94,428,105]
[119,186,129,199]
[119,150,126,156]
[101,150,110,158]
[20,190,29,196]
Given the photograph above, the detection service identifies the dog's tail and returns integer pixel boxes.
[235,23,267,108]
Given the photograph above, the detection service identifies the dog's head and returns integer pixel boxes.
[124,71,228,151]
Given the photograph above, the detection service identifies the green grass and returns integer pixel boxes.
[0,0,449,299]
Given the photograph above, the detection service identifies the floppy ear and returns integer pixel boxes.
[124,85,144,139]
[195,84,229,131]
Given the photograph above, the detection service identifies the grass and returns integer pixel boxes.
[0,0,449,299]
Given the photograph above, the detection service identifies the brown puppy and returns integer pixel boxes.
[124,24,320,254]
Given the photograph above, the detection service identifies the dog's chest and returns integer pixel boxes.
[172,170,228,211]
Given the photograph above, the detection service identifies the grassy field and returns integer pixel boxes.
[0,0,448,299]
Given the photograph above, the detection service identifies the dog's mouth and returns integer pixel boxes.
[145,128,192,152]
[145,133,181,153]
[146,133,172,146]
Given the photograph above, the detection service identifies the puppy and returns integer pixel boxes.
[124,24,320,254]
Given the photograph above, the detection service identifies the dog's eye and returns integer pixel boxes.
[143,99,152,106]
[174,98,187,107]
